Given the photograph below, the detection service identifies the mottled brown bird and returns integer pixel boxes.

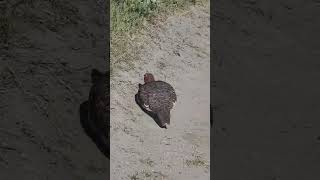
[135,73,177,129]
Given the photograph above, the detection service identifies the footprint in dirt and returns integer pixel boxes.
[79,69,109,158]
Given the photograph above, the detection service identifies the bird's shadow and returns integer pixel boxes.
[135,94,166,128]
[79,100,109,158]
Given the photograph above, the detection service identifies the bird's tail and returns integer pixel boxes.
[156,108,170,128]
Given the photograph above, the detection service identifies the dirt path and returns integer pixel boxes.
[111,4,210,180]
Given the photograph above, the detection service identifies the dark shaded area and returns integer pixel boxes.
[0,0,109,179]
[210,104,213,128]
[79,100,109,158]
[213,0,320,179]
[79,69,110,159]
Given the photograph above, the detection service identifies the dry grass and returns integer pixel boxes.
[110,0,209,75]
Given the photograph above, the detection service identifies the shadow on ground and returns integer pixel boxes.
[79,101,109,158]
[79,69,110,159]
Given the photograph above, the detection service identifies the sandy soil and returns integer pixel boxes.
[110,4,210,180]
[0,0,109,179]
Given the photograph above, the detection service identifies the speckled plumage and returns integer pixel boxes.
[136,74,176,128]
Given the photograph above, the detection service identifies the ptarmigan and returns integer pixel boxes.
[135,73,177,129]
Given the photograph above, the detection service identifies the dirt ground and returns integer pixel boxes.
[0,0,109,179]
[213,0,320,179]
[110,3,210,180]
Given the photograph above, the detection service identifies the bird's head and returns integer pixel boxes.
[144,73,155,83]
